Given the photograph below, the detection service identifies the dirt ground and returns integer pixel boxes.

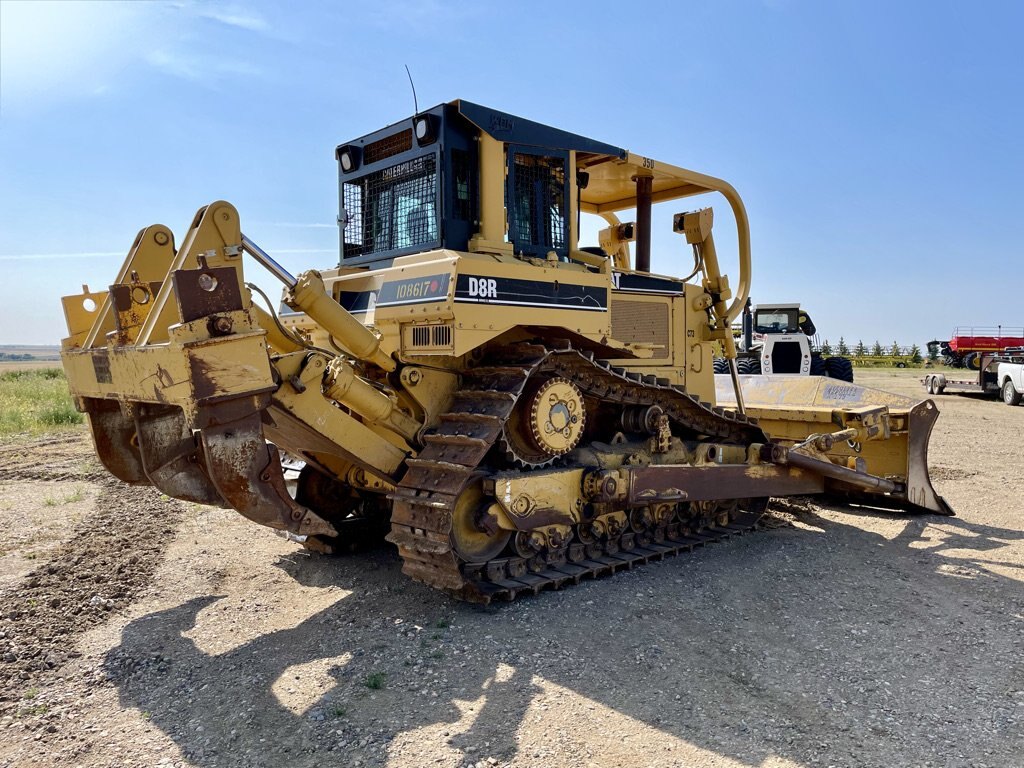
[1,369,1021,768]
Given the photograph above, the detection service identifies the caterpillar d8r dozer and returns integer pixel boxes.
[59,100,952,602]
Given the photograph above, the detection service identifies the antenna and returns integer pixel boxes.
[404,64,419,115]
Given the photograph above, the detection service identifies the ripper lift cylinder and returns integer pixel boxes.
[241,235,396,372]
[287,272,396,372]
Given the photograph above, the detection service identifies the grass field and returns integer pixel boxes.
[0,369,83,438]
[0,360,65,373]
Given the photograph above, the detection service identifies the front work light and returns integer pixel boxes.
[337,145,361,173]
[413,115,436,146]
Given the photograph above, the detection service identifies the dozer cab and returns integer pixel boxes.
[60,100,951,602]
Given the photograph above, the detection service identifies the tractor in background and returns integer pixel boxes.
[714,301,854,382]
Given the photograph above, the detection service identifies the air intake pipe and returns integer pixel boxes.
[634,175,653,273]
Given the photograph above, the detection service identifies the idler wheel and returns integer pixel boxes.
[450,481,511,562]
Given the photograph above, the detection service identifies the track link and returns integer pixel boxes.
[387,344,773,603]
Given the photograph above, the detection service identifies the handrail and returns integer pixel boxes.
[951,326,1024,338]
[584,154,753,326]
[711,178,752,325]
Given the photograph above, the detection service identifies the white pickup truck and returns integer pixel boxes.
[997,359,1024,405]
[923,350,1024,405]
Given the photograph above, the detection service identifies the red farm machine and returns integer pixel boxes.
[929,327,1024,369]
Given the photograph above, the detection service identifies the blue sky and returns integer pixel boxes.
[1,0,1021,347]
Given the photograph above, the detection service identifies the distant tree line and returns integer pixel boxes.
[819,337,923,364]
[0,352,34,361]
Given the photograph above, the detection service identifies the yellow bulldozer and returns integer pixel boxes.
[59,100,950,602]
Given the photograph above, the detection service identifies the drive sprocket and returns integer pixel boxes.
[501,376,586,468]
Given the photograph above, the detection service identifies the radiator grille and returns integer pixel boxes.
[432,324,452,347]
[611,300,670,352]
[405,323,454,352]
[770,341,803,374]
[411,326,431,347]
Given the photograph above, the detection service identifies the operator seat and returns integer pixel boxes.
[406,205,432,245]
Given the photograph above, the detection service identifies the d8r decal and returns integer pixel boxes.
[455,274,606,311]
[467,277,498,299]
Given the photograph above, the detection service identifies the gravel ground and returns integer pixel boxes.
[0,369,1021,768]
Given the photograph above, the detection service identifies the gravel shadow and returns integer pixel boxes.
[104,513,1024,767]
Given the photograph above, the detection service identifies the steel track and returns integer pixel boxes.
[386,343,774,603]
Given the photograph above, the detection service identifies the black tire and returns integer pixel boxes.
[825,356,855,383]
[895,361,907,369]
[746,357,762,375]
[964,352,982,370]
[713,357,729,374]
[1002,379,1022,406]
[926,376,935,395]
[810,356,827,376]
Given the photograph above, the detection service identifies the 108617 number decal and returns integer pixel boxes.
[376,274,450,307]
[395,280,434,300]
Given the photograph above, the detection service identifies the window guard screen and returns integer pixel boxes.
[451,148,473,222]
[508,153,567,256]
[342,154,438,258]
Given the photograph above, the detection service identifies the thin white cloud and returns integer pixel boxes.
[194,5,269,32]
[0,0,268,111]
[0,0,158,113]
[254,222,337,229]
[0,246,335,263]
[147,49,262,82]
[0,252,123,262]
[146,50,200,81]
[362,0,483,31]
[257,248,336,255]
